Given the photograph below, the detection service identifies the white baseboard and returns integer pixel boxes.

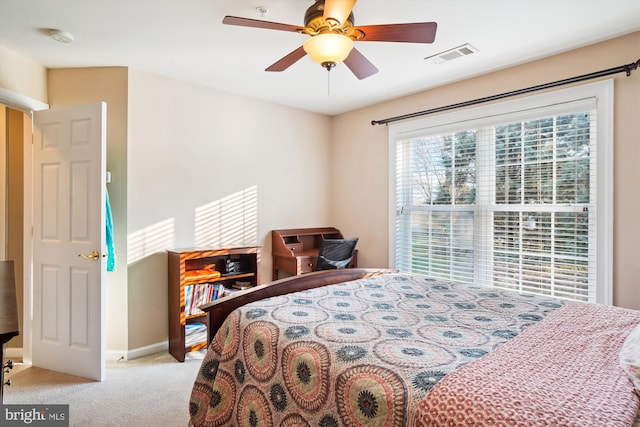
[120,341,169,361]
[105,349,128,362]
[4,347,22,360]
[7,341,169,363]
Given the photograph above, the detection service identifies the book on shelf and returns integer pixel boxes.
[184,282,225,316]
[185,322,207,347]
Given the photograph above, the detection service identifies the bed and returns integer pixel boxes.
[189,269,640,426]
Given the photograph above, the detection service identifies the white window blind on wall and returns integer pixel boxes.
[390,81,613,304]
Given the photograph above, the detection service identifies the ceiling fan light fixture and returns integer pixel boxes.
[303,33,354,69]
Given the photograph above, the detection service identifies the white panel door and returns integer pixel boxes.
[33,102,106,381]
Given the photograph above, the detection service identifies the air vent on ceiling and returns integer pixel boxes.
[424,43,478,64]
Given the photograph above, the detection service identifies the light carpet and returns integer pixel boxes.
[3,351,204,427]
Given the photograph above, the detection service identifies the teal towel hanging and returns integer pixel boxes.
[106,189,116,272]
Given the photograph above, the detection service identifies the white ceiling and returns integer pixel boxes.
[0,0,638,116]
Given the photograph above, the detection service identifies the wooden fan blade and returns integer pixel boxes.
[343,47,378,80]
[323,0,357,26]
[355,22,437,43]
[222,16,303,33]
[266,46,307,72]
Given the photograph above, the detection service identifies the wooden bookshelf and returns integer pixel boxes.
[167,246,260,362]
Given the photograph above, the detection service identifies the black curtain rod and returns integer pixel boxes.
[371,58,640,126]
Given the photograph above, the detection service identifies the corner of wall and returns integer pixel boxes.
[0,46,48,104]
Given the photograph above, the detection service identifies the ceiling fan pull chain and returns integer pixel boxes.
[327,69,331,96]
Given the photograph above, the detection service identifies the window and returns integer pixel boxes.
[390,81,613,304]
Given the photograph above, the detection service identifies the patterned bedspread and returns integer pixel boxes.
[189,273,639,426]
[416,301,640,426]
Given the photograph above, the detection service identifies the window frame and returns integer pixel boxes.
[388,80,614,305]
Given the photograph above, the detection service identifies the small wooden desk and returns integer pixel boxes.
[271,227,357,279]
[0,261,19,403]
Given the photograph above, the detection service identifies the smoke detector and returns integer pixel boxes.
[425,43,478,64]
[48,29,74,44]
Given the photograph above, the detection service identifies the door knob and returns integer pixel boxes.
[78,250,101,261]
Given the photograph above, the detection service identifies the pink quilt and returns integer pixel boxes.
[415,301,640,427]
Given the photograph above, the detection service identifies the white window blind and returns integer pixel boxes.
[390,81,613,304]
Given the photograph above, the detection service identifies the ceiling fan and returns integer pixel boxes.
[222,0,438,80]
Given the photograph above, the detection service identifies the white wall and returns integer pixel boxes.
[126,70,333,347]
[0,46,47,103]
